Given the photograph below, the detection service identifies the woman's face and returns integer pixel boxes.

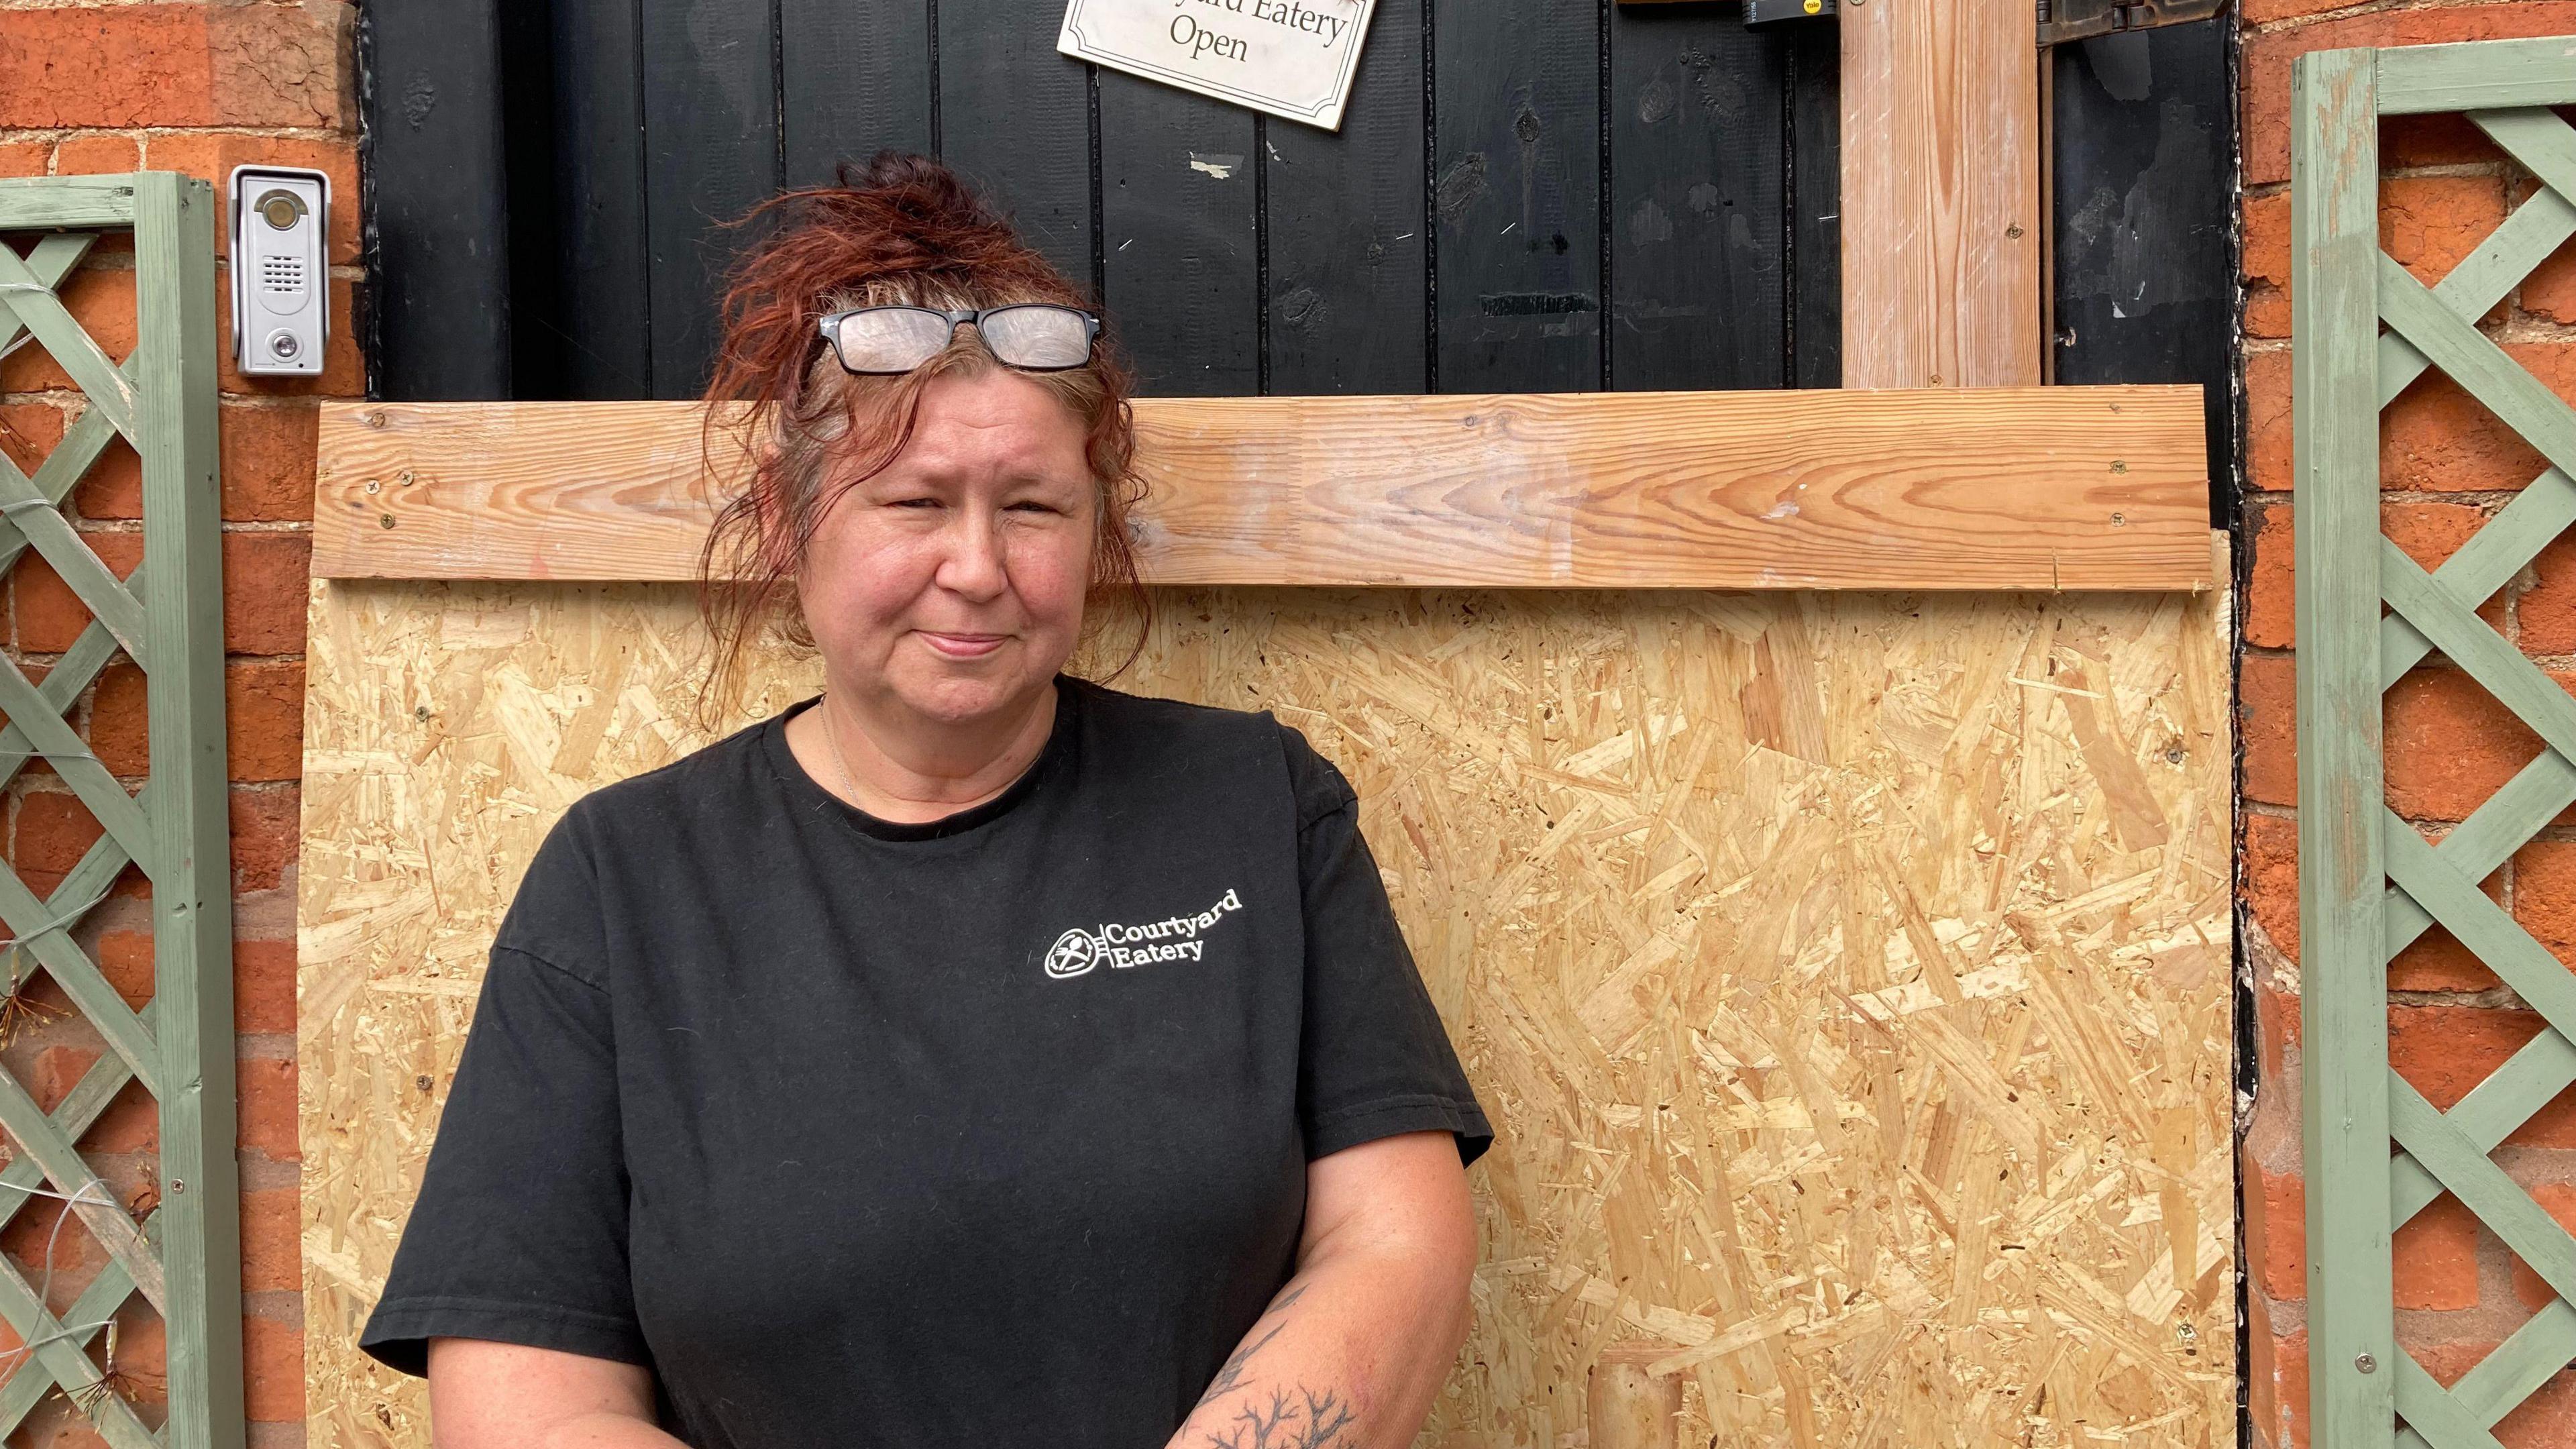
[799,366,1098,729]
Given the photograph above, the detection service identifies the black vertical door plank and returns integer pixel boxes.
[1786,21,1839,390]
[2049,21,2232,520]
[1605,9,1784,391]
[544,0,653,400]
[639,0,780,397]
[938,0,1098,296]
[363,0,513,399]
[496,2,561,398]
[781,0,934,188]
[1432,0,1603,392]
[1097,79,1258,396]
[1264,5,1428,394]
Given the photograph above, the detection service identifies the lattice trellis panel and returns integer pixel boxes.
[0,175,241,1447]
[2294,38,2576,1449]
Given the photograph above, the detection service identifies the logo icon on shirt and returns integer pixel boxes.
[1042,888,1246,979]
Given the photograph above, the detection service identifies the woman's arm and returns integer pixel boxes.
[1169,1130,1479,1449]
[427,1339,684,1449]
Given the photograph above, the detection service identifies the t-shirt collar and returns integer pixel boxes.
[765,679,1079,843]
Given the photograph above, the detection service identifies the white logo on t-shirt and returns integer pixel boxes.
[1042,888,1246,979]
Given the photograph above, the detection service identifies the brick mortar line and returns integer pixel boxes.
[11,777,306,794]
[0,390,340,410]
[49,517,318,527]
[0,0,337,9]
[0,393,364,408]
[0,125,353,138]
[2241,486,2542,502]
[2244,0,2573,39]
[3,650,308,665]
[6,257,366,280]
[2242,158,2536,201]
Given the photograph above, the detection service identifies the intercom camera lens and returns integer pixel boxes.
[268,331,301,360]
[256,191,303,229]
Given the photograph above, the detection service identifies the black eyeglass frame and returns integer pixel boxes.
[815,304,1105,374]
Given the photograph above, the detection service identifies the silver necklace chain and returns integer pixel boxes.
[821,698,865,807]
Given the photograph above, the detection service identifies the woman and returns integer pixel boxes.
[358,153,1494,1449]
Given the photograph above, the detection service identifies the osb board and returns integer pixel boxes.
[297,566,2236,1449]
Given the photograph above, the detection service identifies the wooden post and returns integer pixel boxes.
[1839,0,2042,388]
[2290,45,2394,1449]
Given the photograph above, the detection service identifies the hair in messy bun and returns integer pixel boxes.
[694,151,1147,718]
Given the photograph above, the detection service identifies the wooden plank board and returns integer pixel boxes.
[541,0,655,398]
[1099,75,1259,394]
[780,0,934,188]
[2288,45,2396,1446]
[133,167,249,1449]
[361,1,513,398]
[298,567,2236,1449]
[2049,25,2233,523]
[1433,0,1603,392]
[639,0,777,396]
[1606,9,1784,390]
[1263,0,1428,394]
[1788,26,1840,389]
[1838,0,2041,388]
[2375,36,2576,115]
[938,0,1098,294]
[309,388,2212,589]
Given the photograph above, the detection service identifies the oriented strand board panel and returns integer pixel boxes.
[299,560,2236,1448]
[1840,0,2042,388]
[309,390,2213,591]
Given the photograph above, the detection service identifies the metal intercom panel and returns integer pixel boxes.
[229,164,329,377]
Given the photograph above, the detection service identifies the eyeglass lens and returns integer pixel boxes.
[976,306,1092,368]
[832,309,957,372]
[829,306,1091,372]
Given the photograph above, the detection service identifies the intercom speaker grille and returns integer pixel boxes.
[259,254,306,297]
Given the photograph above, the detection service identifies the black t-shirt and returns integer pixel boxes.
[358,676,1493,1448]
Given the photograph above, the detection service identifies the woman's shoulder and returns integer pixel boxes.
[1065,674,1288,754]
[1067,676,1353,824]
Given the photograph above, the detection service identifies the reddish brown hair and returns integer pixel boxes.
[694,151,1148,718]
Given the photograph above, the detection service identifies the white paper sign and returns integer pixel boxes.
[1058,0,1377,131]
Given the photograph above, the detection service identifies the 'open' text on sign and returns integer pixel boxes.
[1058,0,1378,131]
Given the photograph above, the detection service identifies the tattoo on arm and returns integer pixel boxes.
[1201,1386,1356,1449]
[1190,1288,1357,1449]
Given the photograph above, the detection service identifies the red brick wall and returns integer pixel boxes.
[1,1,355,1442]
[2241,3,2576,1445]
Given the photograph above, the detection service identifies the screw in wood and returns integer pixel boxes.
[2355,1352,2377,1375]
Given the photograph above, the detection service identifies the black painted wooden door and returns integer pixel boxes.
[370,0,1841,400]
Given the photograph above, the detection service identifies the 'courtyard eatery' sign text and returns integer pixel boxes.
[1058,0,1377,131]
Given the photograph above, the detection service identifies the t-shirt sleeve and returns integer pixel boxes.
[1280,725,1496,1169]
[357,810,648,1376]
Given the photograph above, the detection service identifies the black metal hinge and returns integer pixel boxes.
[2036,0,2222,46]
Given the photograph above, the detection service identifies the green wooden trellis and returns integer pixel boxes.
[0,174,241,1446]
[2295,37,2576,1449]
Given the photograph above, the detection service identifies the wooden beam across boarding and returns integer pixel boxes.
[311,386,2212,591]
